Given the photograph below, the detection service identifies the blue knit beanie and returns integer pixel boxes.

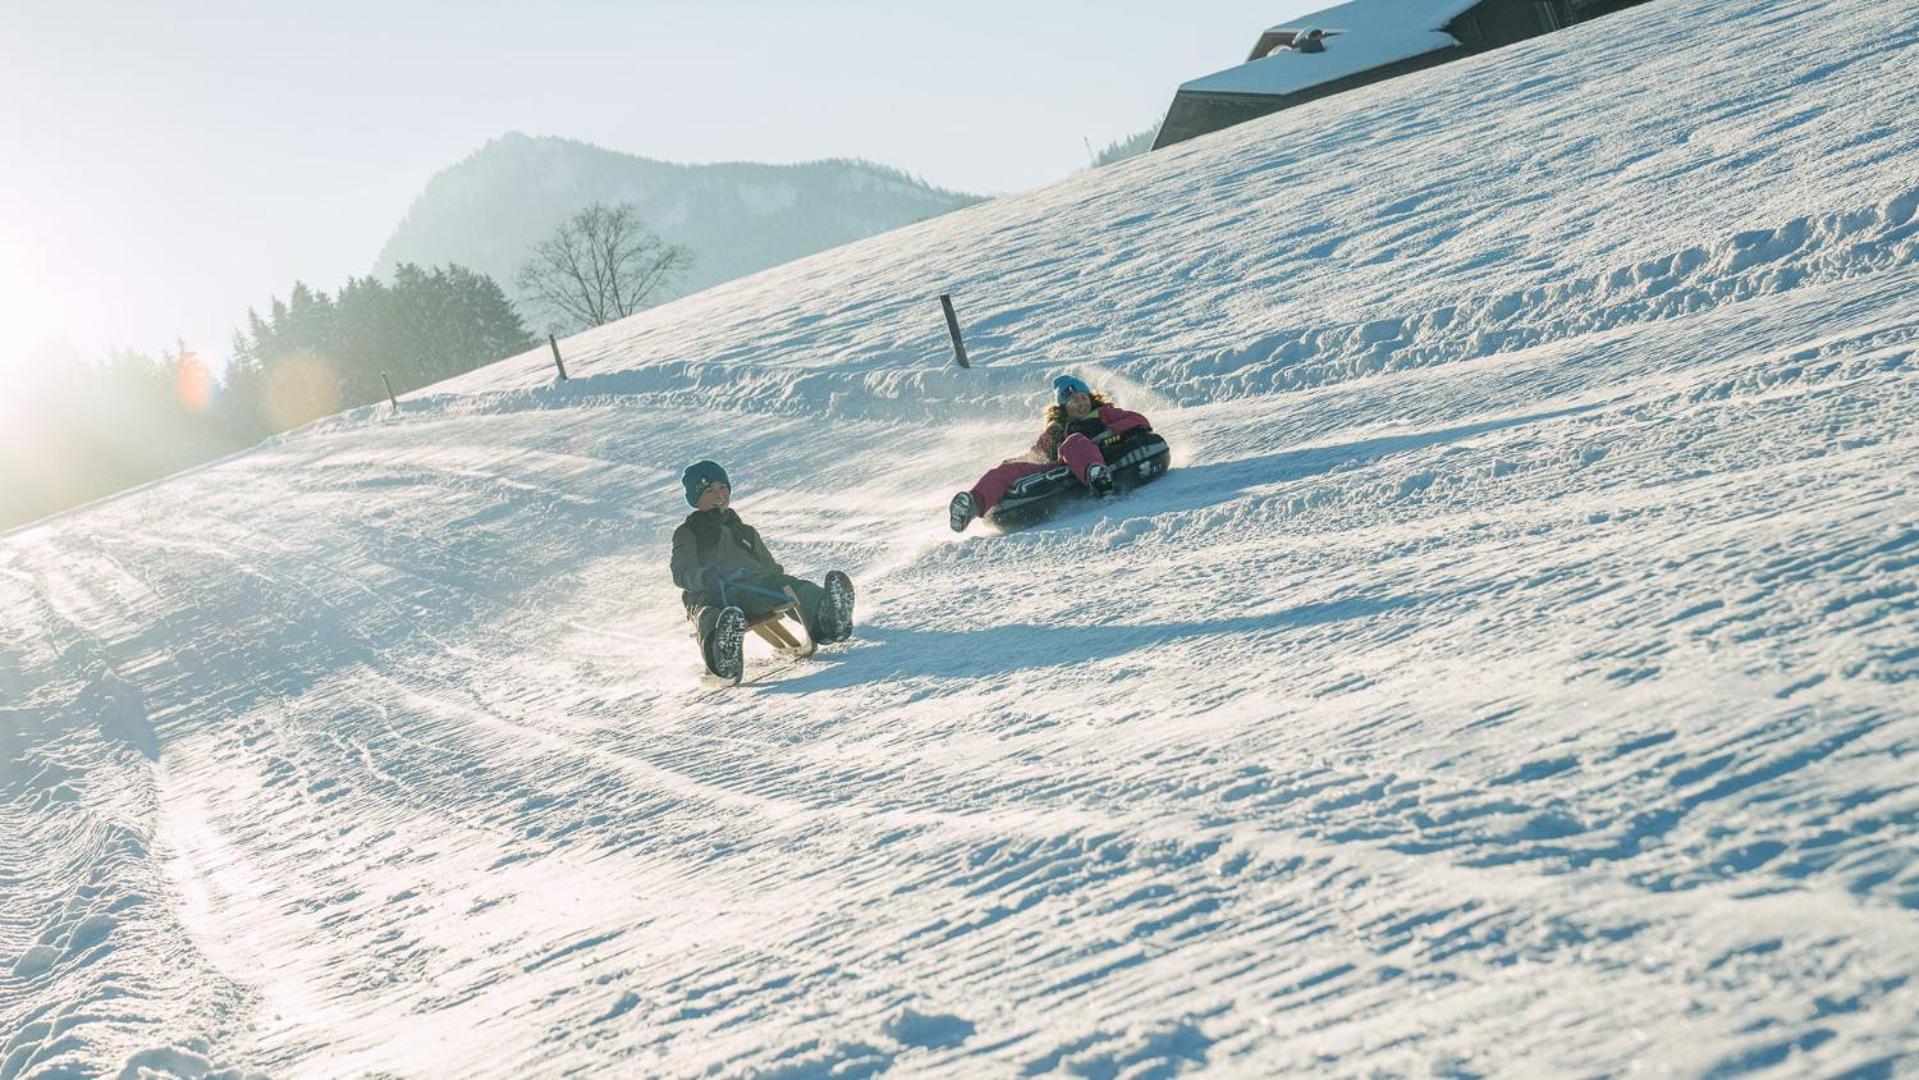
[681,460,729,506]
[1053,374,1091,406]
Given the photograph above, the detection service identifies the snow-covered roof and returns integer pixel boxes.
[1267,0,1480,35]
[1180,28,1459,97]
[1176,0,1481,99]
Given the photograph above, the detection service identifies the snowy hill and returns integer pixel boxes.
[3,0,1915,1075]
[372,133,982,326]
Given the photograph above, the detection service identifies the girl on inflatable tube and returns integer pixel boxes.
[949,374,1155,532]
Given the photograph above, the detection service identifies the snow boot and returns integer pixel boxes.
[705,606,747,683]
[949,491,978,533]
[820,570,856,642]
[1086,463,1115,498]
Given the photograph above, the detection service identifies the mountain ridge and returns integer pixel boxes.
[373,131,983,327]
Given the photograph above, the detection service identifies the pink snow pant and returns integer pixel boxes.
[970,434,1103,512]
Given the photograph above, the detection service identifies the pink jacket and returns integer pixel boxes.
[1031,403,1151,461]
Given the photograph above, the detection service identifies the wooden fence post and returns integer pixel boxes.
[549,334,569,381]
[939,293,971,369]
[382,373,399,411]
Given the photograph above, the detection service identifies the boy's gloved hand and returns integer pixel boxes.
[698,568,726,596]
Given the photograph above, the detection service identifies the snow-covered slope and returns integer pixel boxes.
[4,0,1915,1074]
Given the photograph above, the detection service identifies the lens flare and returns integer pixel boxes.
[175,350,213,412]
[261,350,341,431]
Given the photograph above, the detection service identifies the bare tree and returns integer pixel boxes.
[514,202,694,331]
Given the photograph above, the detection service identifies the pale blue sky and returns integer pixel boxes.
[0,1,1307,372]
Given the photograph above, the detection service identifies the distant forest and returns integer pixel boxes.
[2,264,532,532]
[1091,125,1158,167]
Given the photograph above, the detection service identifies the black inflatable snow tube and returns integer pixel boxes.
[983,430,1172,531]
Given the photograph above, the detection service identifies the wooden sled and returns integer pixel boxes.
[700,586,816,687]
[748,590,818,660]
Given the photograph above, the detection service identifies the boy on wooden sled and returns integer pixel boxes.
[671,460,855,683]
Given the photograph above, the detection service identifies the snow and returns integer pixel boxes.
[3,0,1917,1074]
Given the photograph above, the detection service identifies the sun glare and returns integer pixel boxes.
[176,350,213,412]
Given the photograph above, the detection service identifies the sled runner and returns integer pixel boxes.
[747,594,818,659]
[984,430,1173,531]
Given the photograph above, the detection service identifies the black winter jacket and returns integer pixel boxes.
[669,508,785,610]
